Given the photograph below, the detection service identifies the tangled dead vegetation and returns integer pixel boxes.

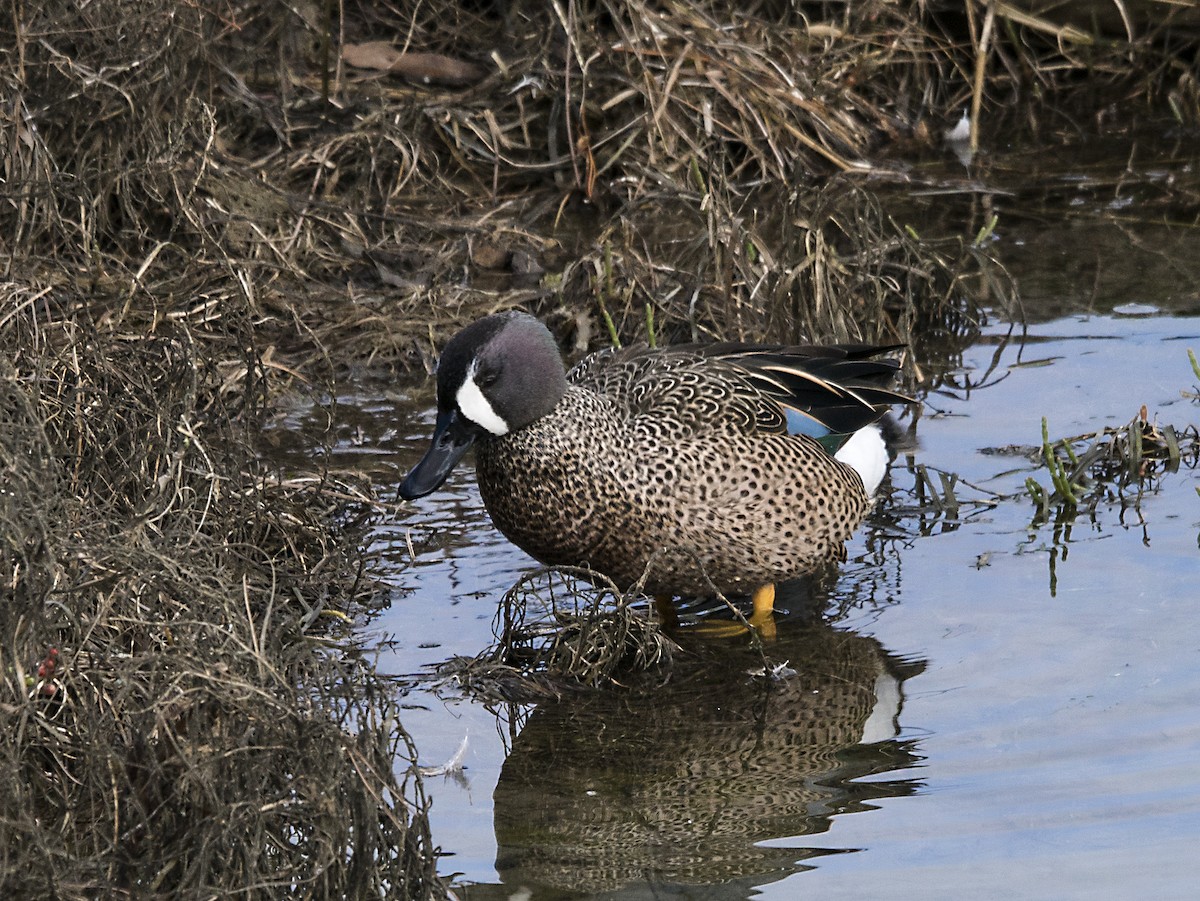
[0,293,446,898]
[557,179,1003,365]
[6,2,1195,370]
[436,567,676,704]
[880,401,1200,537]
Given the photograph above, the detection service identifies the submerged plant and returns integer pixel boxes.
[436,566,677,703]
[1025,410,1199,526]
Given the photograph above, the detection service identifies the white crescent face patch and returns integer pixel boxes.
[455,360,509,436]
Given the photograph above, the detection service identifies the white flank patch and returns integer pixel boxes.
[835,424,887,496]
[455,362,509,435]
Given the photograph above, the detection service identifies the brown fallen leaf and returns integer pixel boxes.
[342,42,485,87]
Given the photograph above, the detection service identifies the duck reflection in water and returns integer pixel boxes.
[488,598,926,897]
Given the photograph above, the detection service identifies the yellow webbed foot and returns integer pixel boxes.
[672,584,777,641]
[747,583,777,641]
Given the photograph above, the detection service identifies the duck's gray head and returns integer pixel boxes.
[399,311,568,500]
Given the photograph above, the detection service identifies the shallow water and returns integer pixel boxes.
[290,139,1200,899]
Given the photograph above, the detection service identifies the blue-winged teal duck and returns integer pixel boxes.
[400,311,907,627]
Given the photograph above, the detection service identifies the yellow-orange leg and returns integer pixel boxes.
[750,583,776,619]
[667,584,778,640]
[749,583,778,641]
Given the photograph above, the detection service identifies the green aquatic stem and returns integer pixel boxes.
[598,243,621,348]
[974,213,999,246]
[1128,417,1144,476]
[1162,424,1181,468]
[1041,417,1079,505]
[1025,477,1047,508]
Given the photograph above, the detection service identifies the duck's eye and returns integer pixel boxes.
[477,369,500,389]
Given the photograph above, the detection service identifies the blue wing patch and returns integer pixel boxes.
[784,407,831,439]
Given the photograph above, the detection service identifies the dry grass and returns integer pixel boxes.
[0,290,446,897]
[6,2,1195,368]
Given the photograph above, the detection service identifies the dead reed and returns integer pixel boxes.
[437,567,676,704]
